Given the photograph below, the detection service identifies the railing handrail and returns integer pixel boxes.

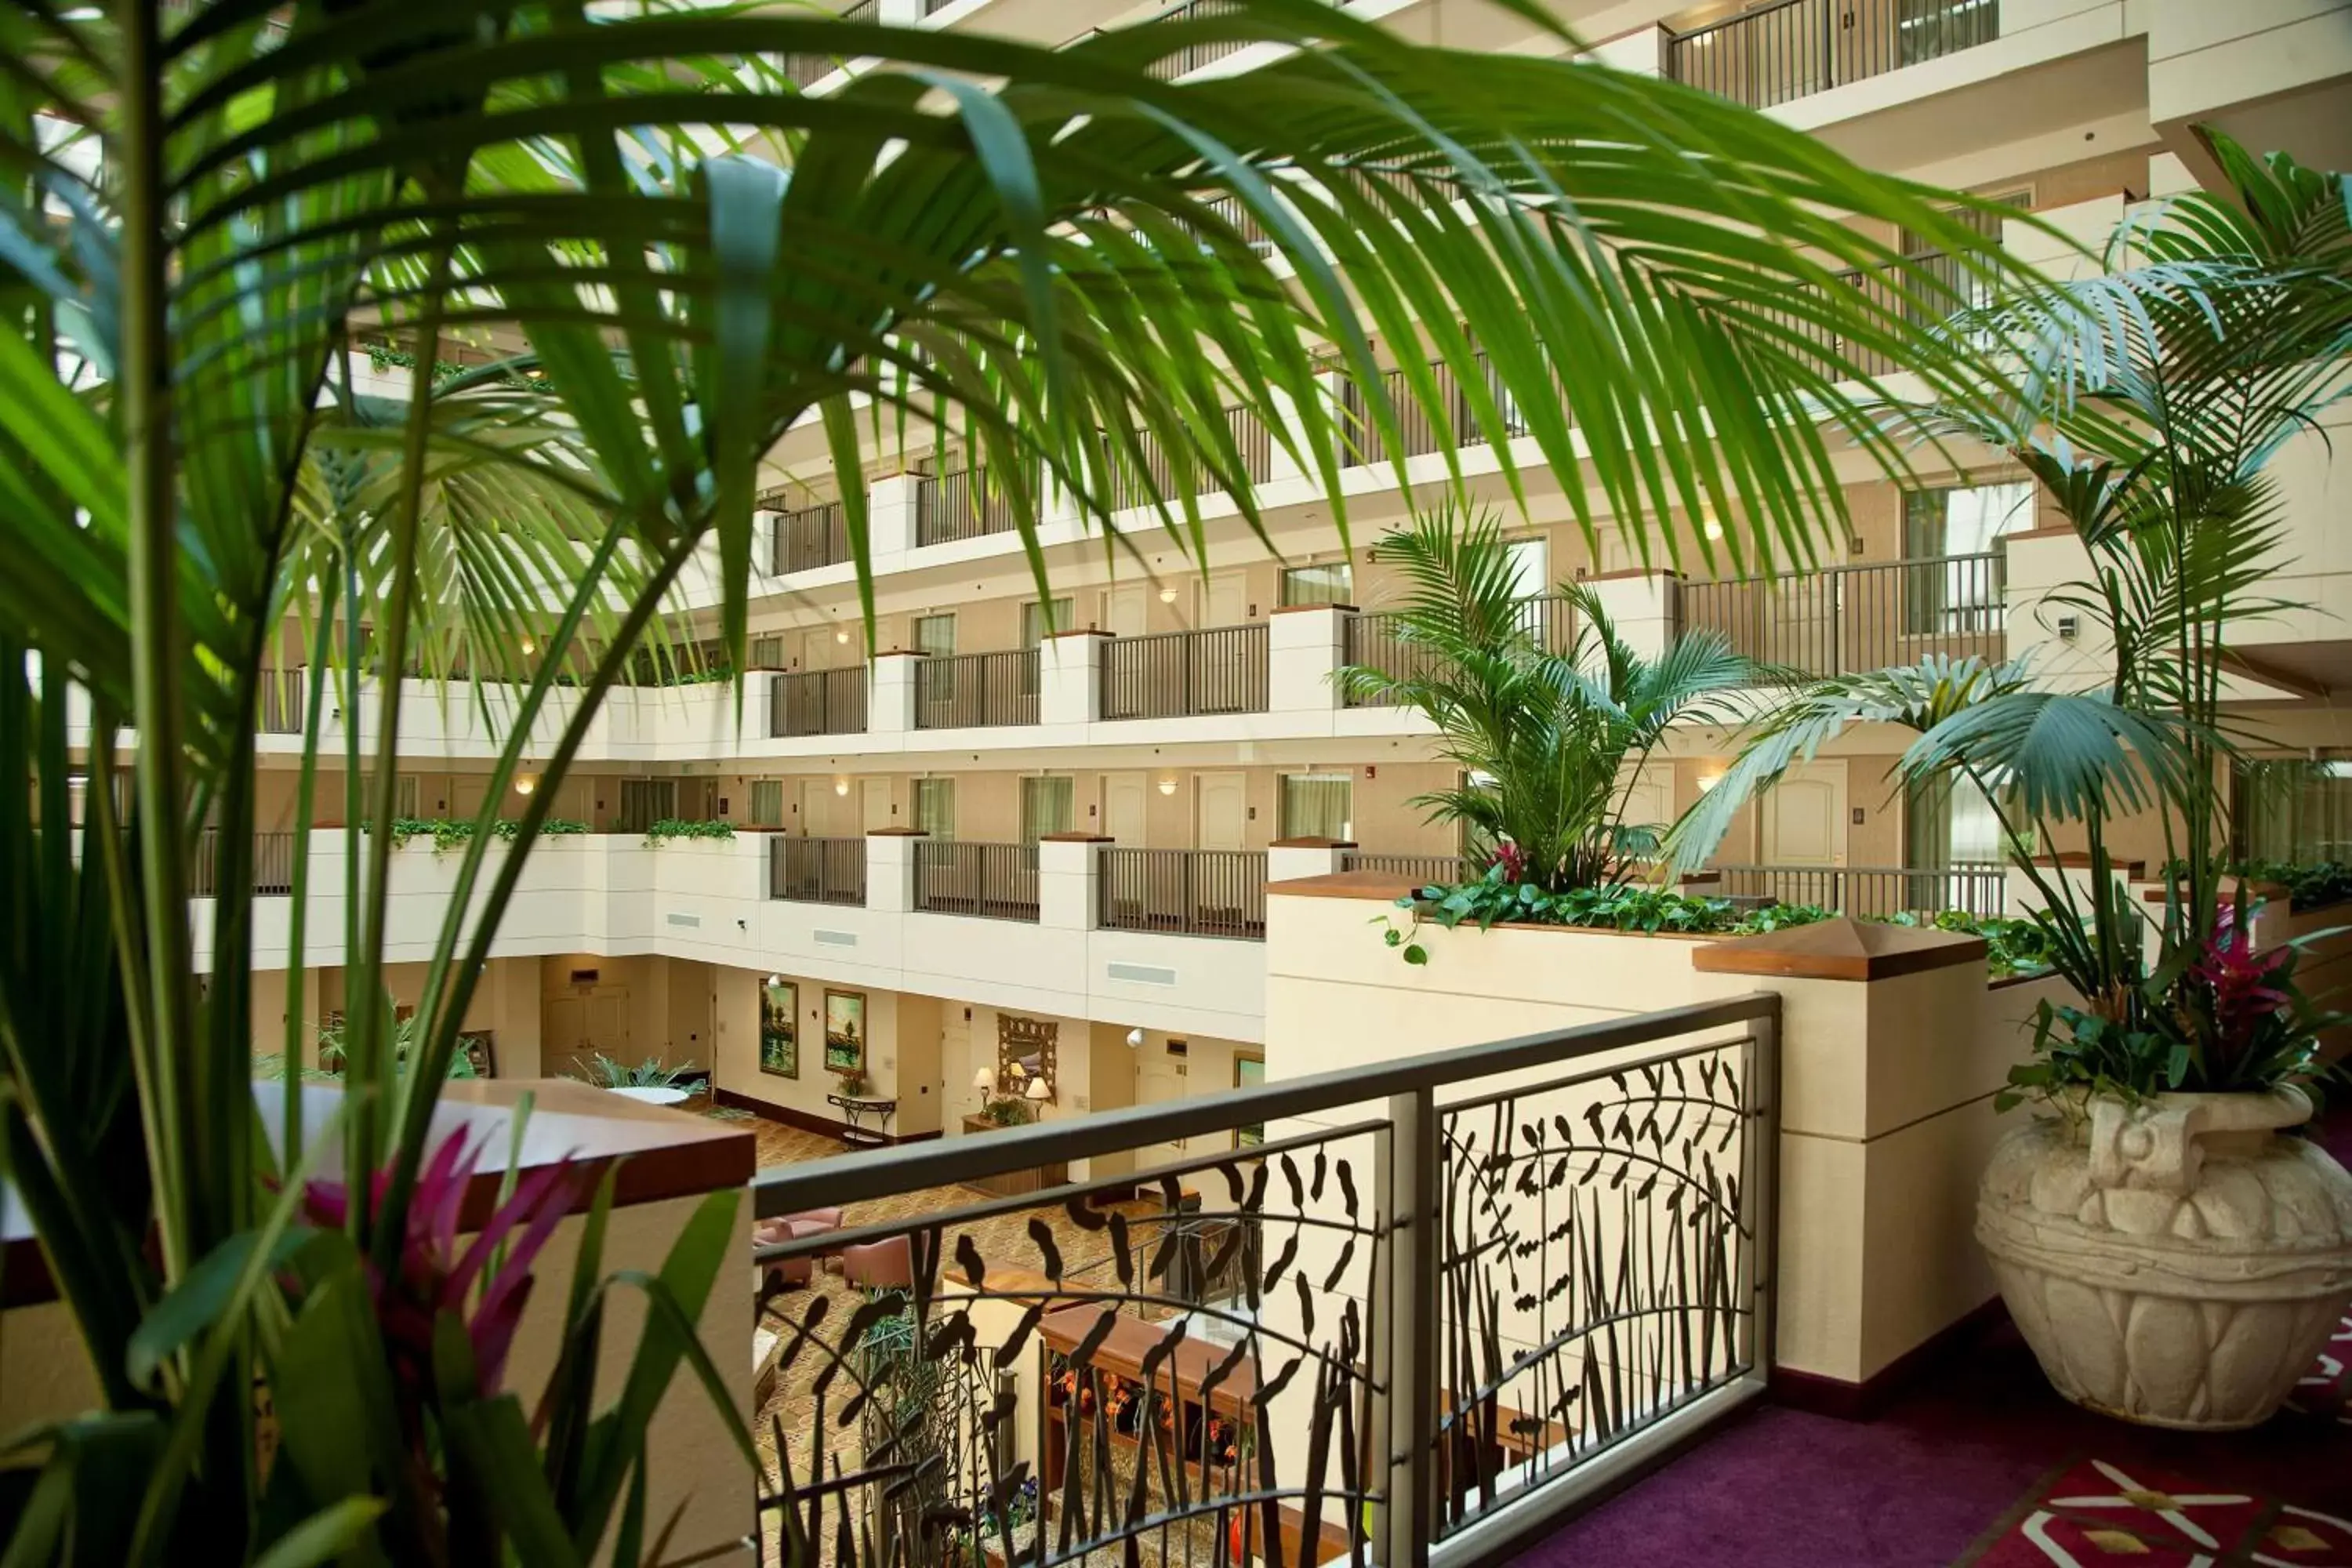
[1690,550,2002,589]
[752,992,1777,1214]
[1661,0,1809,47]
[920,647,1035,673]
[1703,859,2007,873]
[1105,620,1262,652]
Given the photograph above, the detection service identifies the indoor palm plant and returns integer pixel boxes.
[1340,509,1758,957]
[1668,135,2352,1429]
[0,0,2040,1557]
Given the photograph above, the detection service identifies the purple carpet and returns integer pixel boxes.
[1515,1114,2352,1568]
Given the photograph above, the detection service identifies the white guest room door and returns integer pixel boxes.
[1761,761,1848,867]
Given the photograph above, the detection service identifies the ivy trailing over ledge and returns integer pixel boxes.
[360,339,554,392]
[642,818,735,847]
[383,817,590,854]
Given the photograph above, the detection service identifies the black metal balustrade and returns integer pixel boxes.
[913,650,1040,729]
[768,499,849,575]
[768,667,867,738]
[192,829,296,898]
[750,993,1780,1568]
[1679,554,2005,680]
[1097,848,1268,939]
[912,840,1040,922]
[1665,0,1998,110]
[1100,623,1269,720]
[768,836,867,907]
[1341,849,1472,887]
[1098,406,1276,514]
[1334,348,1555,467]
[1701,862,2007,920]
[914,466,1029,547]
[1341,594,1578,707]
[258,668,306,735]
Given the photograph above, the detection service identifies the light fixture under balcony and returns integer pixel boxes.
[1158,586,1178,604]
[514,775,538,797]
[835,629,850,644]
[1696,773,1723,794]
[1157,778,1178,796]
[833,779,850,796]
[519,637,537,655]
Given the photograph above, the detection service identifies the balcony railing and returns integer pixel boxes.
[914,466,1027,547]
[1334,348,1555,467]
[767,835,866,906]
[750,992,1780,1568]
[913,649,1039,729]
[1701,862,2007,919]
[1098,406,1276,514]
[1341,594,1577,707]
[768,667,867,738]
[1665,0,1998,111]
[1098,847,1268,939]
[192,829,296,898]
[258,668,305,735]
[1679,554,2005,679]
[768,499,849,575]
[912,840,1040,922]
[1100,623,1269,720]
[1341,849,1473,887]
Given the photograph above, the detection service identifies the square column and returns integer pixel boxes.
[1269,604,1349,717]
[1040,630,1110,727]
[866,474,921,559]
[1037,835,1110,930]
[1269,839,1352,882]
[868,650,924,735]
[866,829,927,913]
[1580,570,1679,665]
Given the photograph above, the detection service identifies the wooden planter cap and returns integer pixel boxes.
[1269,601,1356,615]
[865,827,931,837]
[1269,837,1359,849]
[1264,870,1421,900]
[1692,916,1986,982]
[1036,832,1116,842]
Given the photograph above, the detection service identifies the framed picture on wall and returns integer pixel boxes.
[456,1029,497,1079]
[1234,1056,1265,1148]
[760,978,799,1079]
[823,989,866,1073]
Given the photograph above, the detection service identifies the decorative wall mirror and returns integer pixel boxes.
[995,1013,1058,1102]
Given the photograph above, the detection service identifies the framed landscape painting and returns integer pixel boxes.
[760,978,799,1080]
[823,989,866,1073]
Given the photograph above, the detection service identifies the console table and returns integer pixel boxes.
[826,1094,897,1148]
[958,1114,1068,1196]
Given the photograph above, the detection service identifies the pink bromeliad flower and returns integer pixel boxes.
[300,1128,590,1402]
[1484,839,1527,884]
[2191,906,2293,1077]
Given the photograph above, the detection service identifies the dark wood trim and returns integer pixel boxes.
[2032,853,2144,873]
[1268,601,1355,615]
[864,826,930,837]
[1036,832,1116,843]
[1693,916,1986,982]
[1264,870,1421,901]
[1047,627,1115,640]
[1583,565,1682,583]
[1769,1298,2009,1421]
[869,648,928,660]
[714,1084,938,1145]
[1269,837,1358,849]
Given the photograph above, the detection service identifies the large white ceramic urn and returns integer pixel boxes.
[1976,1087,2352,1429]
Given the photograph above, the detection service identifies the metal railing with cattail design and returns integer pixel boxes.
[913,840,1040,922]
[914,465,1030,547]
[768,836,867,907]
[768,667,867,738]
[914,650,1040,729]
[768,500,849,575]
[1100,623,1269,720]
[1678,554,2005,680]
[192,829,296,898]
[1664,0,1997,110]
[1341,850,1472,887]
[748,992,1780,1568]
[1097,848,1268,939]
[1341,594,1578,707]
[1697,862,2007,920]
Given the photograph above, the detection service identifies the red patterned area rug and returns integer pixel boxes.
[1961,1455,2352,1566]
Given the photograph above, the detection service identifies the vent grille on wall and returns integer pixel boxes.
[1105,961,1178,986]
[815,931,857,948]
[665,912,701,927]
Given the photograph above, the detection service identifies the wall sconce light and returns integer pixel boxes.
[1158,586,1178,604]
[1157,778,1178,796]
[835,629,850,644]
[768,973,785,989]
[1701,517,1725,542]
[834,779,850,796]
[1695,774,1722,794]
[514,775,538,797]
[520,637,538,656]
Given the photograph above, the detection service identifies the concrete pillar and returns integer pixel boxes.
[1269,604,1348,717]
[868,649,923,735]
[2005,855,2140,922]
[1268,839,1352,882]
[866,473,921,558]
[1037,835,1109,930]
[866,829,925,914]
[1040,629,1109,728]
[1581,569,1679,664]
[2003,528,2104,692]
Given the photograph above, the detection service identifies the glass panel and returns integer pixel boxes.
[1279,772,1354,841]
[914,615,956,658]
[914,777,956,840]
[2237,759,2352,862]
[1021,776,1074,843]
[1502,536,1549,600]
[1020,597,1073,648]
[1280,562,1355,607]
[750,779,784,829]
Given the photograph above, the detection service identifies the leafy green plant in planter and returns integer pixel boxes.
[1877,910,2061,979]
[976,1097,1034,1128]
[2221,858,2352,912]
[643,818,737,847]
[0,0,2041,1554]
[388,815,592,853]
[1377,865,1836,963]
[572,1053,700,1091]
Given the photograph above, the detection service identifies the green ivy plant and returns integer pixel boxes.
[386,816,590,853]
[642,818,737,847]
[1376,865,1838,964]
[1879,909,2059,978]
[2222,858,2352,912]
[570,1053,699,1090]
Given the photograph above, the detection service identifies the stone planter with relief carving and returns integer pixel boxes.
[1976,1087,2352,1429]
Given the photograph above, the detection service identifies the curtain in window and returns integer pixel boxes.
[2237,759,2352,862]
[1280,773,1354,841]
[1280,563,1354,606]
[914,777,956,840]
[1020,598,1073,648]
[750,779,784,829]
[1021,776,1074,843]
[618,779,675,833]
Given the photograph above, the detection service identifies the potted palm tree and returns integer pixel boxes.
[0,0,2040,1556]
[1669,134,2352,1428]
